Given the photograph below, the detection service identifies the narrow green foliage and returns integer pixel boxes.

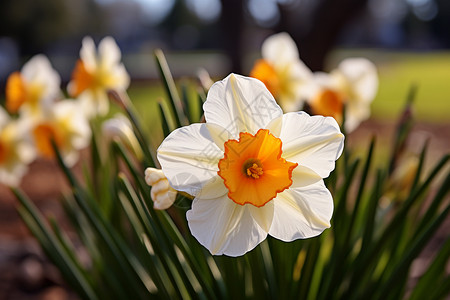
[389,84,417,174]
[154,49,189,127]
[15,51,450,300]
[158,100,173,138]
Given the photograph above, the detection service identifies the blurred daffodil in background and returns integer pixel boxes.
[68,36,130,118]
[5,55,61,117]
[31,100,91,167]
[157,74,344,256]
[0,107,36,186]
[304,58,378,132]
[251,33,379,133]
[250,32,312,112]
[102,113,144,161]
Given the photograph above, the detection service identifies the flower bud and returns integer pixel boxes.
[144,167,177,210]
[102,114,143,160]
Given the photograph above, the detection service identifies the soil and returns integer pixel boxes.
[0,119,449,299]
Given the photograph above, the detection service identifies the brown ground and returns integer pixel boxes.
[0,119,449,299]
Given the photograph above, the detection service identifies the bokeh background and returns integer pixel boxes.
[0,0,449,299]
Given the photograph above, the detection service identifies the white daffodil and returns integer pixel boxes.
[0,107,36,186]
[31,100,91,167]
[305,58,378,132]
[157,74,344,256]
[68,36,130,118]
[250,32,312,112]
[102,114,143,160]
[5,55,61,117]
[145,168,177,210]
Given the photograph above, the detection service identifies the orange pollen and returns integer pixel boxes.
[218,129,298,207]
[250,59,280,98]
[311,89,344,123]
[246,162,263,179]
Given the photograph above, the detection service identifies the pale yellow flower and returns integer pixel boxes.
[305,58,378,132]
[0,107,36,186]
[5,55,60,117]
[68,36,130,117]
[145,167,177,210]
[31,100,91,167]
[250,32,312,112]
[157,74,344,256]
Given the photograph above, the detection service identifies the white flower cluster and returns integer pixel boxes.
[251,32,379,133]
[1,37,129,186]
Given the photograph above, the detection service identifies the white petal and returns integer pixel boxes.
[248,201,274,233]
[269,181,333,241]
[196,176,228,200]
[290,165,322,188]
[54,100,91,150]
[0,165,27,187]
[93,89,110,116]
[78,89,110,117]
[21,55,61,101]
[262,32,299,66]
[337,58,378,103]
[0,106,10,128]
[345,102,370,133]
[204,74,282,138]
[80,36,97,71]
[265,114,283,137]
[205,123,233,152]
[99,36,121,69]
[278,112,344,178]
[277,61,313,112]
[110,63,130,90]
[157,123,223,196]
[187,195,268,256]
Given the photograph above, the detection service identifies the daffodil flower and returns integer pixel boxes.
[5,55,61,116]
[305,58,378,132]
[102,114,143,161]
[31,100,91,167]
[68,36,130,118]
[145,168,177,210]
[157,74,344,256]
[250,32,312,112]
[0,107,36,186]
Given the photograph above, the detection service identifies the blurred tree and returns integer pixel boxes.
[431,0,450,47]
[0,0,105,55]
[220,0,244,74]
[277,0,371,71]
[219,0,371,73]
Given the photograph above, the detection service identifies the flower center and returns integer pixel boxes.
[311,89,344,123]
[218,129,297,207]
[70,60,95,97]
[243,158,264,179]
[33,122,65,158]
[6,72,27,113]
[250,59,280,98]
